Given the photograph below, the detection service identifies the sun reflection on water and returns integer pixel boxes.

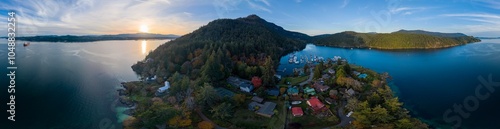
[141,40,147,55]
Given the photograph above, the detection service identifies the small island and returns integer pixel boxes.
[117,15,429,129]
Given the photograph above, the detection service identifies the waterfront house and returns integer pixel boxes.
[358,73,368,79]
[157,81,170,93]
[353,71,361,76]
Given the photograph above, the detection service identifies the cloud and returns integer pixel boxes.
[0,0,205,36]
[389,7,433,15]
[246,0,272,13]
[473,0,500,10]
[441,13,500,34]
[256,0,270,6]
[340,0,350,8]
[295,0,302,3]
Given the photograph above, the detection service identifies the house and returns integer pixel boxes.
[287,86,299,96]
[227,76,254,93]
[251,96,264,103]
[248,101,277,118]
[321,74,331,80]
[353,71,361,76]
[216,87,235,98]
[307,97,325,112]
[304,87,316,95]
[291,107,304,117]
[239,83,254,93]
[346,88,355,96]
[329,90,338,98]
[157,81,170,93]
[274,74,282,81]
[266,88,280,96]
[327,69,335,74]
[358,73,368,79]
[333,56,342,62]
[313,82,330,92]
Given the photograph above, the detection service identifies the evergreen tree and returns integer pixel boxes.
[262,56,276,87]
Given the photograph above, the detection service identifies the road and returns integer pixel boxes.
[299,67,314,86]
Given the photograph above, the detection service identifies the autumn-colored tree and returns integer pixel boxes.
[168,115,192,127]
[198,121,214,129]
[280,87,287,95]
[372,79,382,87]
[122,116,138,129]
[233,94,246,107]
[168,111,192,127]
[251,76,262,88]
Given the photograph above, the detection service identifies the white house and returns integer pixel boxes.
[157,81,170,93]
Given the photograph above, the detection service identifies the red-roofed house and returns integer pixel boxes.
[291,107,304,117]
[307,97,326,112]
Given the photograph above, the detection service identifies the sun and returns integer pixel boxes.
[139,24,149,33]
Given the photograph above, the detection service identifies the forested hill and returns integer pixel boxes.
[313,30,481,49]
[131,14,308,80]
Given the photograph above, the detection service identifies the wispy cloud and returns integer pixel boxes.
[256,0,270,6]
[246,0,272,13]
[441,13,500,34]
[389,7,434,15]
[473,0,500,10]
[340,0,350,8]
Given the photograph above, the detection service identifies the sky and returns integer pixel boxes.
[0,0,499,37]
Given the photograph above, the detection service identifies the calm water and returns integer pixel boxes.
[278,40,500,129]
[0,39,166,129]
[1,39,499,129]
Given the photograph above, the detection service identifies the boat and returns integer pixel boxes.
[288,54,295,63]
[23,42,30,47]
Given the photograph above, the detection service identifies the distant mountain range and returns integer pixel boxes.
[476,37,500,39]
[12,33,179,42]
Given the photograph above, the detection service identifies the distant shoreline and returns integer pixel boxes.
[2,33,179,42]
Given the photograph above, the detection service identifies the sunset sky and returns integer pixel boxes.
[1,0,499,36]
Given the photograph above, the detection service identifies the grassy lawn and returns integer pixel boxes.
[268,101,286,129]
[280,75,310,86]
[228,108,270,128]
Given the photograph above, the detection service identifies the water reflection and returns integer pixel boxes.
[141,40,147,54]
